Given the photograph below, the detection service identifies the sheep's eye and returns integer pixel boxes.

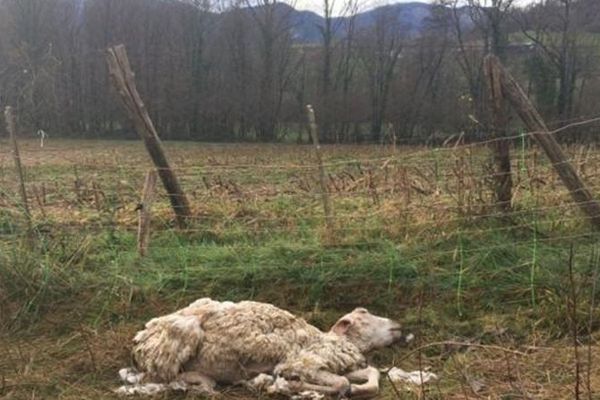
[355,308,368,314]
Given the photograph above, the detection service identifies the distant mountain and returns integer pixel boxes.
[212,2,471,44]
[352,2,436,35]
[284,2,464,43]
[286,7,325,43]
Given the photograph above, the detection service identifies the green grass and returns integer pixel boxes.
[2,224,599,399]
[2,140,600,398]
[2,221,598,337]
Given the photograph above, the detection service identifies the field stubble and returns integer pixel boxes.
[1,139,600,399]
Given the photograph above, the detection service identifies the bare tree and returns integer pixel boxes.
[358,8,404,143]
[396,4,453,138]
[186,0,212,138]
[1,0,60,131]
[244,0,295,141]
[316,0,348,142]
[219,3,253,139]
[0,0,598,143]
[516,0,594,121]
[332,0,360,142]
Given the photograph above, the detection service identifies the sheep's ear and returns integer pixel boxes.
[331,317,353,335]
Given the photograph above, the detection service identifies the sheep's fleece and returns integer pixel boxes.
[117,298,406,397]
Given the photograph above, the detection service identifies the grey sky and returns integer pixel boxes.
[293,0,537,16]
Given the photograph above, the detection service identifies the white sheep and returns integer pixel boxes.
[118,298,409,397]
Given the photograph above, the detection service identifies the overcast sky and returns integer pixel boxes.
[293,0,537,16]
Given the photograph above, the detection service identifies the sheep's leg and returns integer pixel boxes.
[344,366,380,398]
[289,381,345,394]
[313,370,351,395]
[290,368,379,398]
[345,366,378,383]
[288,371,351,396]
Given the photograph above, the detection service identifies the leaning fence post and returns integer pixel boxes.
[484,54,600,230]
[306,104,334,239]
[137,170,157,257]
[4,106,33,239]
[106,44,191,228]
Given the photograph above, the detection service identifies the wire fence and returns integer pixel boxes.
[2,125,600,398]
[2,118,600,251]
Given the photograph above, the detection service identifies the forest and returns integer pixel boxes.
[0,0,599,143]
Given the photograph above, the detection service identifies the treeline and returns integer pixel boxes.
[0,0,599,143]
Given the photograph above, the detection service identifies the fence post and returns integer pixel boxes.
[4,106,33,239]
[484,57,513,213]
[484,54,600,230]
[106,44,191,228]
[137,170,157,257]
[306,104,334,239]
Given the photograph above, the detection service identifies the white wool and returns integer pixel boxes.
[118,368,144,384]
[246,373,276,390]
[266,376,293,394]
[115,382,167,395]
[131,314,204,381]
[120,298,406,397]
[186,297,234,310]
[387,367,438,385]
[292,391,325,400]
[114,380,212,396]
[130,299,363,385]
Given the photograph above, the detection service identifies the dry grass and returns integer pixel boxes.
[1,139,600,399]
[2,326,599,399]
[1,139,598,237]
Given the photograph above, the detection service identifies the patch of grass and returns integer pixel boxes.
[2,223,598,336]
[2,140,600,399]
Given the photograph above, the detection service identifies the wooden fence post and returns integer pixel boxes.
[484,57,513,212]
[4,106,33,238]
[137,170,157,257]
[106,44,191,228]
[484,55,600,230]
[306,104,334,238]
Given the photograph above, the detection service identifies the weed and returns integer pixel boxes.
[1,140,600,398]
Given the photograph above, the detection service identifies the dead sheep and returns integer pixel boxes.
[117,298,411,397]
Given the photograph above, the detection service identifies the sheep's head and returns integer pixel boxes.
[329,308,407,352]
